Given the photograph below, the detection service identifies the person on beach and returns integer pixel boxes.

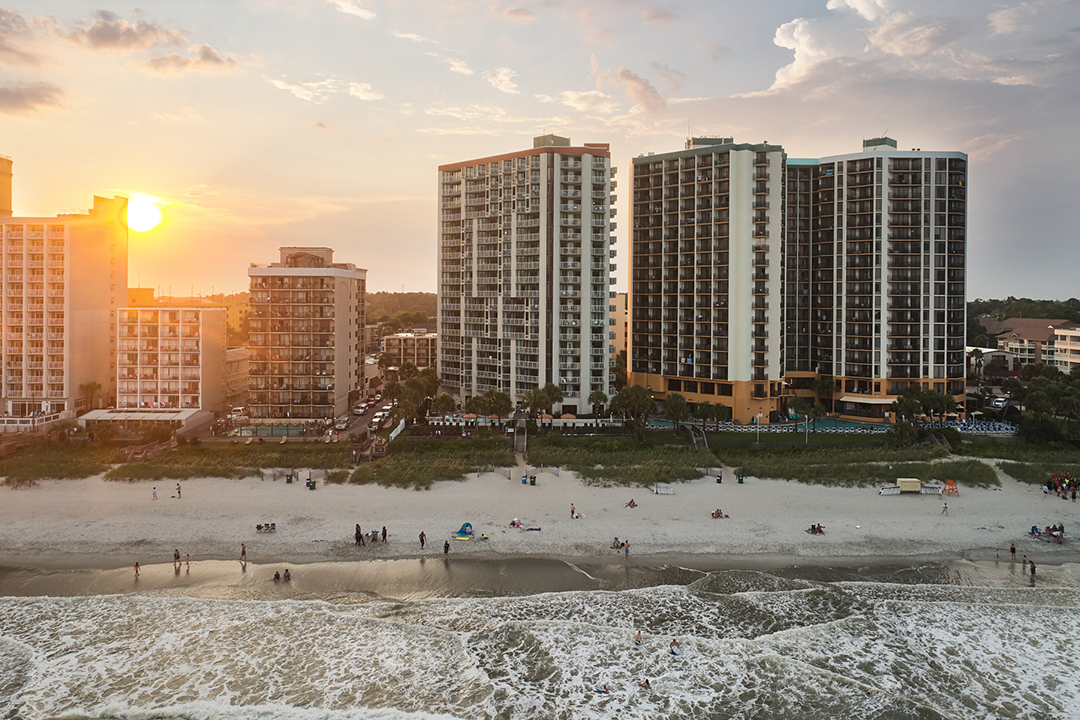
[273,571,281,582]
[570,503,575,519]
[382,526,387,543]
[1030,562,1037,578]
[941,502,948,516]
[638,679,652,690]
[283,569,291,582]
[419,531,426,549]
[444,540,450,555]
[625,499,637,508]
[1010,543,1016,560]
[174,549,180,565]
[185,554,190,568]
[611,537,620,549]
[134,562,139,577]
[634,630,642,646]
[624,540,631,558]
[355,524,365,547]
[1022,555,1028,569]
[176,483,181,499]
[241,543,246,561]
[153,486,157,500]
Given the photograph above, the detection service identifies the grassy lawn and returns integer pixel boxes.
[346,437,515,490]
[105,442,354,481]
[527,435,715,487]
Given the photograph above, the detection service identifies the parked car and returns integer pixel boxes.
[335,418,350,430]
[990,397,1007,409]
[354,406,365,415]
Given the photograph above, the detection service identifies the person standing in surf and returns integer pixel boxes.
[419,531,426,549]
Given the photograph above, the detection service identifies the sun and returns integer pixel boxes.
[127,193,164,232]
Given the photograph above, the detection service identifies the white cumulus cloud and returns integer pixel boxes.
[326,0,375,20]
[484,67,519,93]
[348,82,383,100]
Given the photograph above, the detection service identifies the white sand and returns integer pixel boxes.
[1,463,1077,570]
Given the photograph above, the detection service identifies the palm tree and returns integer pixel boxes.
[811,377,835,415]
[432,393,456,416]
[664,393,690,434]
[970,348,984,380]
[609,384,655,442]
[79,381,102,411]
[588,389,608,418]
[523,388,547,416]
[541,383,564,415]
[487,390,513,426]
[613,350,628,391]
[399,360,419,381]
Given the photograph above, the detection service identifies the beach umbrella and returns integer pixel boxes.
[463,413,478,419]
[539,413,553,419]
[560,413,576,419]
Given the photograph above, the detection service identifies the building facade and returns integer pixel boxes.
[248,247,365,420]
[630,136,968,424]
[382,330,437,370]
[437,135,616,412]
[630,138,786,424]
[225,346,251,409]
[0,185,128,417]
[115,307,226,411]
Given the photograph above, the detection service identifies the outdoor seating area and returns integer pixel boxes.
[917,419,1017,435]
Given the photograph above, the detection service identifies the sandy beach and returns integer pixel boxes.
[1,460,1078,577]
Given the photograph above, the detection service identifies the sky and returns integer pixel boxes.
[1,0,1078,299]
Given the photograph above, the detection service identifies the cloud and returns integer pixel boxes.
[993,75,1034,85]
[536,89,619,114]
[484,67,519,93]
[426,104,524,123]
[867,12,950,57]
[393,31,437,43]
[142,44,239,75]
[650,62,684,91]
[64,10,186,51]
[348,82,383,100]
[825,0,886,22]
[446,59,474,74]
[699,40,729,61]
[266,77,338,103]
[153,106,204,122]
[600,66,665,112]
[643,8,676,26]
[0,81,63,115]
[312,121,328,130]
[326,0,376,20]
[988,5,1033,35]
[502,7,537,23]
[0,9,39,65]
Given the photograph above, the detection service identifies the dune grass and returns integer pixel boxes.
[998,462,1080,486]
[347,438,515,490]
[105,443,353,481]
[527,435,716,487]
[0,444,124,487]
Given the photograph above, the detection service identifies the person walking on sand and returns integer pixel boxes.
[185,554,190,568]
[1010,543,1016,561]
[153,486,157,500]
[1030,561,1037,578]
[241,543,247,562]
[134,562,140,577]
[941,502,948,516]
[570,503,575,519]
[382,526,387,543]
[176,482,181,499]
[1022,555,1028,569]
[444,540,450,555]
[624,540,631,559]
[419,531,426,549]
[174,548,181,565]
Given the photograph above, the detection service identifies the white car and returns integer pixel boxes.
[991,397,1007,409]
[335,418,350,430]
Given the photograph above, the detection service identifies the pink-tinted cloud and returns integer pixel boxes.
[64,10,186,52]
[0,81,63,115]
[502,7,537,23]
[142,44,239,75]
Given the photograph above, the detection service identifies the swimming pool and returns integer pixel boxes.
[646,417,889,433]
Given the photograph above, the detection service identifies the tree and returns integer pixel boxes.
[969,348,984,380]
[694,401,714,430]
[488,390,513,425]
[464,394,490,416]
[541,383,564,415]
[609,384,656,442]
[984,360,1002,380]
[382,380,402,403]
[79,381,102,411]
[790,395,813,426]
[891,395,921,424]
[588,389,608,418]
[418,367,440,398]
[399,360,419,381]
[1026,389,1052,419]
[613,350,628,392]
[377,353,399,381]
[1002,377,1024,412]
[664,393,690,433]
[432,393,456,416]
[523,388,547,416]
[811,377,835,414]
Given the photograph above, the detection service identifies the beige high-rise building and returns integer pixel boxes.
[0,168,127,420]
[382,330,437,370]
[438,135,617,412]
[248,247,366,421]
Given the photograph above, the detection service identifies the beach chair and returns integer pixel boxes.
[269,522,276,532]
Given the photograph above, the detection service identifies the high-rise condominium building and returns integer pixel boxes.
[438,135,616,412]
[630,139,786,424]
[382,330,437,370]
[248,247,366,421]
[630,137,968,423]
[0,156,127,418]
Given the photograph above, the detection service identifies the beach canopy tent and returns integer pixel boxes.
[455,522,474,539]
[560,413,576,419]
[942,480,959,496]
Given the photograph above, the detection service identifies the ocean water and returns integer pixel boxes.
[1,560,1078,720]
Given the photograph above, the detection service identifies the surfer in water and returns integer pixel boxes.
[634,630,642,646]
[638,679,652,690]
[670,639,681,655]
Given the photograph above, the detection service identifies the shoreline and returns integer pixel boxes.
[1,467,1077,592]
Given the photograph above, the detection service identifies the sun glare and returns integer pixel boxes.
[127,193,164,232]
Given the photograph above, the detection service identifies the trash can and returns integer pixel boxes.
[716,474,722,484]
[308,481,316,491]
[530,476,536,486]
[737,474,744,484]
[522,475,527,485]
[286,474,293,484]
